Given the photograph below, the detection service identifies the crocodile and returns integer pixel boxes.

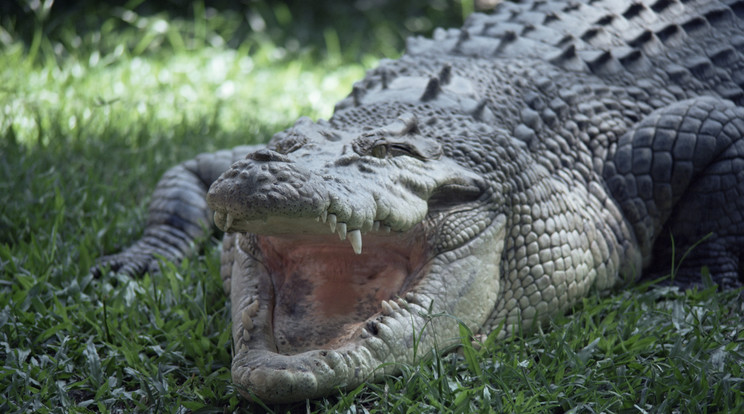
[94,0,744,404]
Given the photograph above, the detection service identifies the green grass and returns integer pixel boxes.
[1,1,743,413]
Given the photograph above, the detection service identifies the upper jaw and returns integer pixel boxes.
[212,211,400,255]
[205,119,486,242]
[204,148,423,244]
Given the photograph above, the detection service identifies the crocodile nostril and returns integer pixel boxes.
[247,149,292,163]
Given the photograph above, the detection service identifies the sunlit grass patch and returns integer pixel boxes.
[0,31,368,149]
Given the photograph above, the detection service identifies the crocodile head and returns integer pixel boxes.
[206,113,508,403]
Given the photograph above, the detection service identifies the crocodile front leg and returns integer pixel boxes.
[92,145,262,276]
[603,97,744,287]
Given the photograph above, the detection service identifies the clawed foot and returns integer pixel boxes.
[90,225,193,277]
[91,246,168,277]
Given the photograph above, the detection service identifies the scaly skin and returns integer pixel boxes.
[94,0,744,403]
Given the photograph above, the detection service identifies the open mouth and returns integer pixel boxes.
[215,198,500,402]
[250,225,431,354]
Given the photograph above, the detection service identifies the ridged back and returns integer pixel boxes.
[406,0,744,104]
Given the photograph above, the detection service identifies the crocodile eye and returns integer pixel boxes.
[360,139,439,160]
[370,143,388,158]
[370,142,418,158]
[389,143,416,157]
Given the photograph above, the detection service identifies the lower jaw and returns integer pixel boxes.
[228,235,432,402]
[230,283,438,403]
[227,213,507,403]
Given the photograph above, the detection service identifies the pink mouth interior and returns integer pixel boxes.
[258,231,429,354]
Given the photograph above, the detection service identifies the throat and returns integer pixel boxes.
[258,233,427,353]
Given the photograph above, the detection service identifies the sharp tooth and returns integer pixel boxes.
[337,222,347,240]
[321,210,328,223]
[315,216,320,222]
[242,310,254,330]
[349,229,362,254]
[245,299,259,317]
[242,329,251,343]
[373,221,380,232]
[328,214,337,233]
[381,300,394,316]
[225,213,234,231]
[382,225,391,233]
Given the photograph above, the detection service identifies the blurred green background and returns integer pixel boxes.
[1,0,476,64]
